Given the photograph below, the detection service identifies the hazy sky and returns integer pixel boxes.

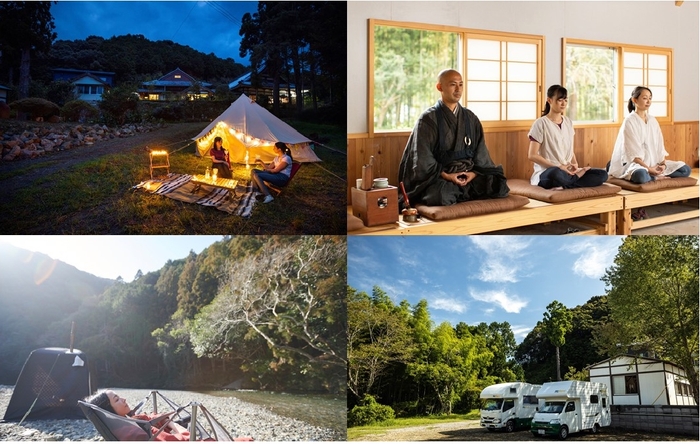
[51,1,258,64]
[0,235,223,282]
[348,235,625,344]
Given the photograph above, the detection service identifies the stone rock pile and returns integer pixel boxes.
[0,122,165,161]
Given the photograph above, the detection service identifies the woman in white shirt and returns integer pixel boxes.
[608,86,690,184]
[528,85,608,189]
[251,142,294,203]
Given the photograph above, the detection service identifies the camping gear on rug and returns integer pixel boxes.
[133,174,257,217]
[193,94,321,164]
[78,390,237,441]
[3,347,94,422]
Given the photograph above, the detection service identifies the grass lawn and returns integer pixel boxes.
[0,119,346,234]
[347,411,481,440]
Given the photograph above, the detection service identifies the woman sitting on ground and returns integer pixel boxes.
[527,84,608,189]
[250,142,293,204]
[85,390,190,441]
[210,136,233,179]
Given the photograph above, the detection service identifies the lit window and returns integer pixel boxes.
[564,39,672,123]
[370,20,543,133]
[174,75,181,79]
[565,44,616,122]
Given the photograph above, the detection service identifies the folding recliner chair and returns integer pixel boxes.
[78,390,234,441]
[265,162,302,196]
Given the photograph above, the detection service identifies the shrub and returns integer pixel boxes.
[99,84,139,125]
[9,97,60,120]
[62,100,100,122]
[347,394,395,427]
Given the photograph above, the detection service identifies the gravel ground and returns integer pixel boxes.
[352,419,696,441]
[0,386,343,441]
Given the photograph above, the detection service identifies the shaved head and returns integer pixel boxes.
[437,69,461,83]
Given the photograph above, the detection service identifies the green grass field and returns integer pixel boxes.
[347,411,481,440]
[0,119,346,234]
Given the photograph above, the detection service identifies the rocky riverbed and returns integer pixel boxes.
[0,386,343,441]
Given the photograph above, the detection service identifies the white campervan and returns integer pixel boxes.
[480,382,541,432]
[531,380,611,439]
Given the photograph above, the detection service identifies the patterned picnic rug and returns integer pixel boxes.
[134,173,256,216]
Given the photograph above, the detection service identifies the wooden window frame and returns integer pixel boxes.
[368,19,544,136]
[563,38,673,127]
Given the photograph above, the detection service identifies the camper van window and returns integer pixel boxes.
[602,398,607,408]
[503,399,515,412]
[482,399,504,411]
[509,387,517,393]
[542,402,565,413]
[590,395,599,404]
[565,402,576,412]
[523,395,538,405]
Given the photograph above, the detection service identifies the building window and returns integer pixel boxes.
[564,43,616,122]
[371,22,458,132]
[466,36,539,122]
[369,19,543,134]
[564,39,672,123]
[613,375,639,395]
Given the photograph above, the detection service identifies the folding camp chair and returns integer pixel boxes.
[78,390,234,441]
[265,162,302,196]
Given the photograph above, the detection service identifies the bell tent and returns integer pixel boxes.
[3,347,94,421]
[193,93,322,164]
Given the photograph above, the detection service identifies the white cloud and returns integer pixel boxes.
[469,288,528,313]
[432,297,467,313]
[479,259,519,283]
[567,239,619,279]
[470,236,532,283]
[511,324,534,340]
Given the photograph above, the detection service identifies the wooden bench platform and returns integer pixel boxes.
[615,179,699,235]
[348,193,623,235]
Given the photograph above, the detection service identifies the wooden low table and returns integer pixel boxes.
[190,174,238,201]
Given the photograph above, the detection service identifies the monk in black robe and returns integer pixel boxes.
[398,69,509,208]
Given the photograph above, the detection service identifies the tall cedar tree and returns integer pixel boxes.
[0,2,56,98]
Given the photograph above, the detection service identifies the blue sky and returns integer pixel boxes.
[348,236,625,344]
[0,235,223,282]
[51,1,258,64]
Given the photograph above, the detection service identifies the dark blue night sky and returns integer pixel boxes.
[51,1,258,65]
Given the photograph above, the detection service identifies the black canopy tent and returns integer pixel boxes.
[3,347,94,421]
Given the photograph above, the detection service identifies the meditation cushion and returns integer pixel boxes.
[507,179,621,203]
[347,213,365,232]
[415,194,529,221]
[607,176,698,192]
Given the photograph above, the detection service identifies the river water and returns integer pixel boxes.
[199,390,347,437]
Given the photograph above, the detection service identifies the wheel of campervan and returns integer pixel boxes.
[591,423,599,434]
[558,425,569,440]
[505,420,515,433]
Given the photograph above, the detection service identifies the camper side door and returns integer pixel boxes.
[562,401,580,433]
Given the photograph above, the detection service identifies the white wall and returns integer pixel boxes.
[348,1,700,133]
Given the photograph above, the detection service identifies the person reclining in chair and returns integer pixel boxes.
[85,390,253,442]
[86,390,191,441]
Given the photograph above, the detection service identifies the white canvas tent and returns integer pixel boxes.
[193,94,321,164]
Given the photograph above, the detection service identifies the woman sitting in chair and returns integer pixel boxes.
[210,137,233,179]
[251,142,293,204]
[86,390,190,441]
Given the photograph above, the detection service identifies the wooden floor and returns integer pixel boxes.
[348,169,699,236]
